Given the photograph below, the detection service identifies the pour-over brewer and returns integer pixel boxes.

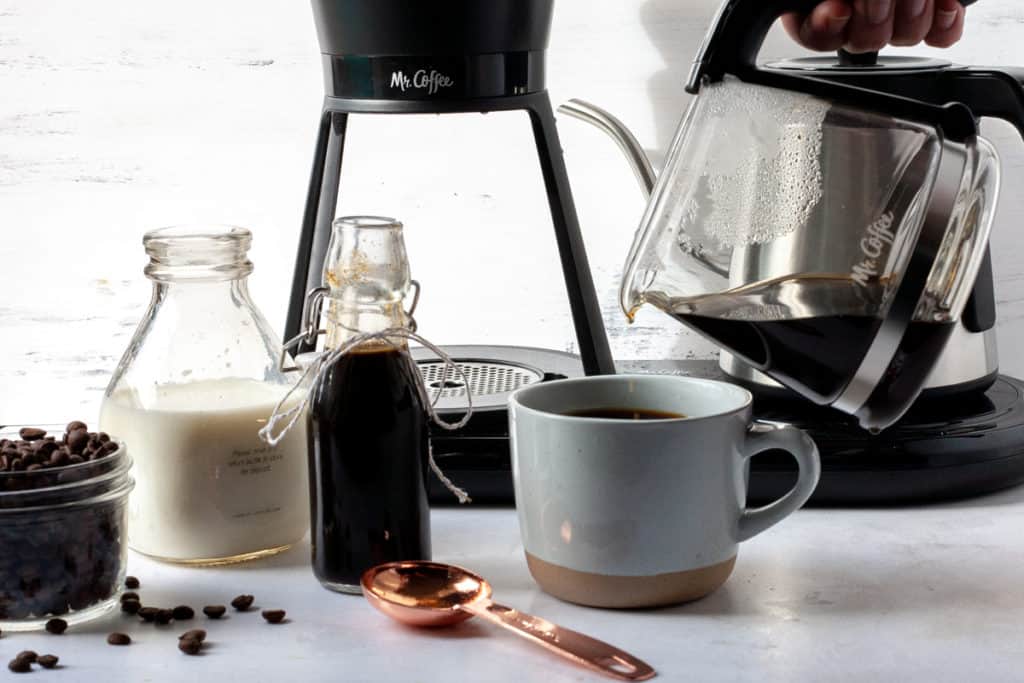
[286,0,613,388]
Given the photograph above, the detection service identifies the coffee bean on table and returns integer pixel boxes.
[138,607,159,622]
[203,605,226,619]
[15,651,37,663]
[121,599,141,615]
[179,629,206,642]
[155,609,174,625]
[7,658,31,673]
[45,617,68,634]
[125,576,140,589]
[178,638,202,655]
[172,605,194,620]
[121,592,140,603]
[37,655,59,669]
[107,632,131,646]
[261,610,286,624]
[231,595,254,611]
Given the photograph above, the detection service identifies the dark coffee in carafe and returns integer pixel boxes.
[659,274,955,425]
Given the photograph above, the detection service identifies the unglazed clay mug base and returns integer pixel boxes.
[509,375,821,609]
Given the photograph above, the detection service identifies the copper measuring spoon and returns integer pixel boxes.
[361,561,656,681]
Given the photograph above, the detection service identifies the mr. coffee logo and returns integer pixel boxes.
[390,69,455,95]
[851,212,896,288]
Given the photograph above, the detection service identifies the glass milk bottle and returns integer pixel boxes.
[99,226,309,565]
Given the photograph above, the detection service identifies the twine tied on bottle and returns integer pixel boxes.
[258,328,474,504]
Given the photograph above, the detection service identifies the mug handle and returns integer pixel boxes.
[736,421,821,542]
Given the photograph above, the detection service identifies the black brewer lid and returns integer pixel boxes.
[311,0,555,57]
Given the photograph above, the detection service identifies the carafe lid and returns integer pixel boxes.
[766,55,953,75]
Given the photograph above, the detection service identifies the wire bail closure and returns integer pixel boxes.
[265,280,473,503]
[278,280,422,373]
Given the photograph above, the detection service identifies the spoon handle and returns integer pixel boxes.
[461,600,656,681]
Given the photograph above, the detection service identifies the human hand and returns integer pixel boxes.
[782,0,966,53]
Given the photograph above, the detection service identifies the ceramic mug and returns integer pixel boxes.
[509,375,820,608]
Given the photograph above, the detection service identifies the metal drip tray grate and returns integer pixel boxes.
[418,359,545,411]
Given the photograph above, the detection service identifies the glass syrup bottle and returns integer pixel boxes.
[307,216,431,593]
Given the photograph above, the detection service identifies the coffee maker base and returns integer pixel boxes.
[425,355,1024,506]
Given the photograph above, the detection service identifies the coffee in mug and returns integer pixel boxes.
[509,375,820,609]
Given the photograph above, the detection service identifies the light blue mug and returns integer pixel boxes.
[509,374,820,608]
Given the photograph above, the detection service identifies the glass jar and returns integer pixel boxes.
[0,426,133,631]
[99,226,309,565]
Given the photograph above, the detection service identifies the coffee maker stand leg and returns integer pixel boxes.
[285,110,349,351]
[527,95,615,376]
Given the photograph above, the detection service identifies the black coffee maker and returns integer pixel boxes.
[286,0,614,379]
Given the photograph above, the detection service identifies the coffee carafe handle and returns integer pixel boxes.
[689,0,978,92]
[936,67,1024,141]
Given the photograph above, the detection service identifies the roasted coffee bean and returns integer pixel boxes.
[67,429,89,454]
[231,594,254,611]
[179,629,206,642]
[68,454,85,465]
[66,421,87,433]
[98,432,110,443]
[19,427,46,441]
[26,463,43,472]
[121,592,140,603]
[35,441,58,457]
[15,651,37,663]
[45,617,68,634]
[107,632,131,645]
[121,599,141,615]
[261,609,286,624]
[36,655,59,669]
[125,576,140,589]
[0,449,126,618]
[202,605,226,619]
[138,607,159,622]
[172,605,194,620]
[178,638,202,655]
[7,658,31,673]
[49,450,70,467]
[155,609,174,624]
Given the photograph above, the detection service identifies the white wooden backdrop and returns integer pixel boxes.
[2,0,1024,423]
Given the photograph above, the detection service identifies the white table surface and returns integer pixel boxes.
[4,494,1024,683]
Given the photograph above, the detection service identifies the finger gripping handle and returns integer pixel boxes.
[689,0,977,91]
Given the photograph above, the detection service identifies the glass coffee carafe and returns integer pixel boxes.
[621,77,999,431]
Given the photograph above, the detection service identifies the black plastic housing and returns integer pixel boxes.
[311,0,554,56]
